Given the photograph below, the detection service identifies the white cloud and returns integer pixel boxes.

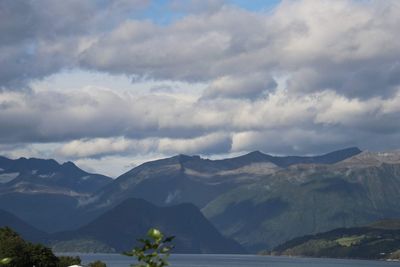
[4,0,400,98]
[73,154,162,178]
[57,137,156,158]
[2,82,400,162]
[202,73,277,99]
[57,132,231,159]
[158,132,231,154]
[76,0,400,98]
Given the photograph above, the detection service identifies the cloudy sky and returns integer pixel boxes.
[1,0,400,176]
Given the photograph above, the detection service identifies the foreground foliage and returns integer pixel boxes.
[124,228,175,267]
[0,227,59,266]
[88,260,107,267]
[0,227,82,267]
[58,256,82,267]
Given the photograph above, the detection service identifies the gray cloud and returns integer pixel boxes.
[4,0,400,98]
[1,0,400,174]
[0,0,149,89]
[202,73,277,99]
[78,0,400,99]
[80,7,268,81]
[56,132,231,159]
[1,85,399,156]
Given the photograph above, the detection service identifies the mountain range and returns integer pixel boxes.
[0,156,112,232]
[203,150,400,251]
[1,147,400,254]
[90,147,362,209]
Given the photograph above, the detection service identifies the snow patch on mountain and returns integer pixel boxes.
[0,172,19,183]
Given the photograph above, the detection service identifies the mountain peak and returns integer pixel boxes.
[235,150,271,162]
[10,157,61,172]
[174,154,201,163]
[0,156,112,195]
[247,150,267,156]
[61,161,80,169]
[60,161,87,176]
[328,147,362,155]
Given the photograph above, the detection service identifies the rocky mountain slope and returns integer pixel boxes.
[90,147,361,210]
[0,156,111,194]
[0,156,112,232]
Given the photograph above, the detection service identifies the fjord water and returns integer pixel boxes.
[78,254,400,267]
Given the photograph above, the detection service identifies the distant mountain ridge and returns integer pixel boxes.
[214,147,362,168]
[3,147,400,254]
[0,156,112,232]
[0,156,112,194]
[90,147,362,210]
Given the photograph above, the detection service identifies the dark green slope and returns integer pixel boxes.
[53,198,245,254]
[0,209,48,243]
[271,221,400,260]
[0,193,80,233]
[368,219,400,230]
[202,161,400,252]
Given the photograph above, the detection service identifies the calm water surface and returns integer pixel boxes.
[72,253,400,267]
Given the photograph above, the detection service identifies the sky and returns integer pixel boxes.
[1,0,400,177]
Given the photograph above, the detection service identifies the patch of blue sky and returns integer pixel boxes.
[136,0,184,25]
[137,0,282,25]
[227,0,282,12]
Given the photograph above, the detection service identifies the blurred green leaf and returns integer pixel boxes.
[0,258,12,265]
[124,228,174,267]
